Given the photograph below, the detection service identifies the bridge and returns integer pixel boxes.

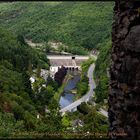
[47,54,108,117]
[59,63,95,114]
[59,63,108,117]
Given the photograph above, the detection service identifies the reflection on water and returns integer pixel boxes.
[59,72,80,109]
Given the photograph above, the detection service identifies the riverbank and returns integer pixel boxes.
[59,62,96,113]
[53,73,73,102]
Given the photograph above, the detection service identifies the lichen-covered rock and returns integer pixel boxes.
[124,25,140,52]
[109,1,140,139]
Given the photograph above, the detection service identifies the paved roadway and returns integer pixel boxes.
[59,63,108,117]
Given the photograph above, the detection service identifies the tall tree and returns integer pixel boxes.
[22,71,33,97]
[28,59,32,75]
[37,64,41,78]
[109,1,140,139]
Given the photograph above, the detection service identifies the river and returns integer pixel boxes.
[59,72,80,109]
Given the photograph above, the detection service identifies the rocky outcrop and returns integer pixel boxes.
[109,1,140,139]
[54,66,67,86]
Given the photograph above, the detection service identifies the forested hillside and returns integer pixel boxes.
[0,28,64,137]
[94,40,111,105]
[0,2,113,53]
[0,2,114,138]
[0,1,114,105]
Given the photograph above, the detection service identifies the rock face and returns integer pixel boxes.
[109,1,140,139]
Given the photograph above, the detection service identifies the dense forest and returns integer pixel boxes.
[0,27,63,137]
[0,2,113,52]
[0,2,113,138]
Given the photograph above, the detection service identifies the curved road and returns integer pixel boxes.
[59,63,108,117]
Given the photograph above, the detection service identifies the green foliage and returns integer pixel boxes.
[0,112,25,137]
[11,101,25,120]
[40,110,63,133]
[0,2,113,53]
[94,40,111,103]
[39,85,55,105]
[61,114,71,128]
[0,27,57,137]
[0,65,23,93]
[44,44,51,53]
[48,98,59,110]
[67,103,108,135]
[83,107,108,133]
[81,58,95,76]
[46,75,58,91]
[77,58,95,97]
[23,111,37,130]
[77,81,88,96]
[77,102,90,114]
[53,78,67,102]
[0,27,49,72]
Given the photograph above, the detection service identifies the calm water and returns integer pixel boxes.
[59,72,80,109]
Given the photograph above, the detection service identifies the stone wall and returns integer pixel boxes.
[109,1,140,139]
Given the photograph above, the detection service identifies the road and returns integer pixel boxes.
[59,62,108,117]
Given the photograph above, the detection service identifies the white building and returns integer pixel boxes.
[49,66,62,79]
[50,66,60,73]
[29,76,36,89]
[30,76,35,84]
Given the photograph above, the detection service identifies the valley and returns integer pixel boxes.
[0,1,113,139]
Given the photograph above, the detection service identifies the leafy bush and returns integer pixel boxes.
[0,112,25,137]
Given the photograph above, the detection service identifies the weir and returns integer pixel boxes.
[48,55,89,77]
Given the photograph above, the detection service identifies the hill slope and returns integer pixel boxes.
[0,2,113,52]
[0,2,114,138]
